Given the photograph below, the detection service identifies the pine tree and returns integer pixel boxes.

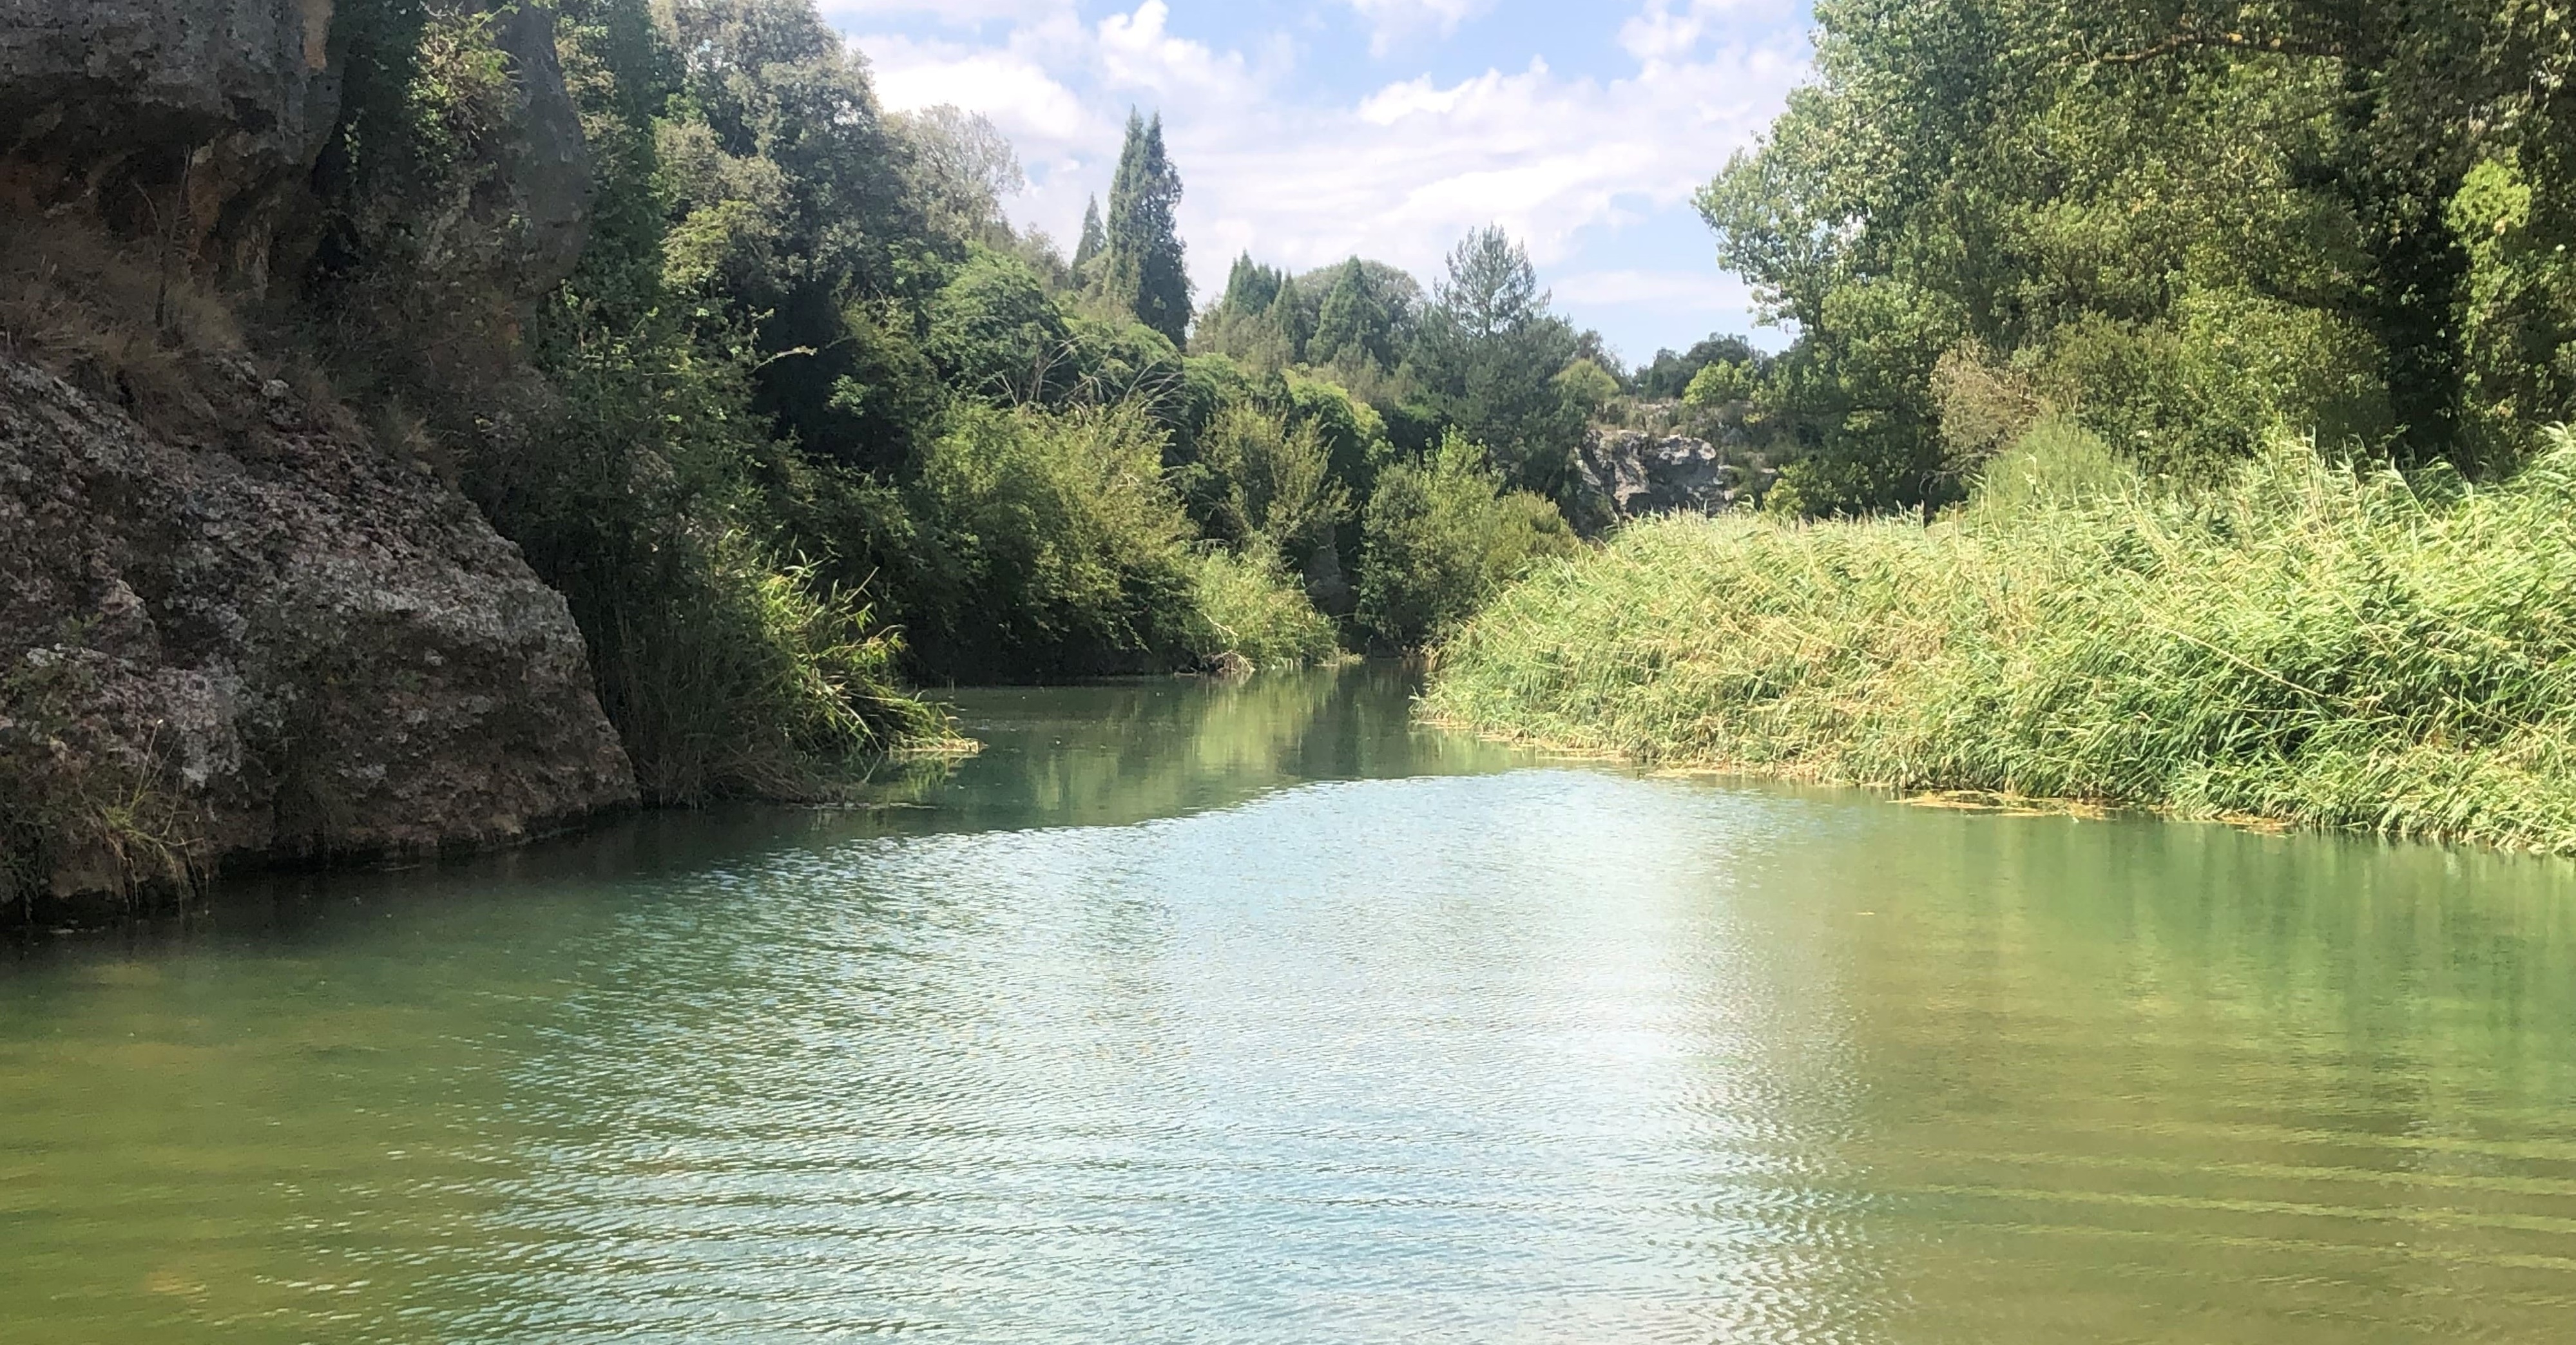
[1312,260,1394,371]
[1102,110,1192,348]
[1072,195,1106,283]
[1413,227,1583,497]
[1220,253,1283,317]
[1267,273,1310,364]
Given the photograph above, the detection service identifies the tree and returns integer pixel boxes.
[1637,335,1762,400]
[1192,253,1310,370]
[1267,274,1313,362]
[891,104,1024,247]
[652,0,934,475]
[1356,432,1579,650]
[1100,110,1192,348]
[1408,228,1584,498]
[1072,195,1106,281]
[1219,253,1285,316]
[1695,0,2576,514]
[1553,358,1621,419]
[927,247,1070,403]
[1311,260,1399,372]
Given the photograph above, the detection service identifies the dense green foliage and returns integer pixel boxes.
[1419,3,2576,852]
[289,0,1626,810]
[1700,0,2576,518]
[898,403,1207,678]
[1358,434,1582,649]
[1633,336,1766,402]
[1430,424,2576,852]
[1099,112,1194,348]
[1407,230,1589,499]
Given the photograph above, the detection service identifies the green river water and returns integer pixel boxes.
[5,667,2575,1343]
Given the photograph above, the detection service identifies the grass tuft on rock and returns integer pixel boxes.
[1427,423,2576,853]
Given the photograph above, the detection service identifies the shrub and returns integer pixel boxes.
[510,298,951,801]
[1183,401,1349,562]
[1967,415,2137,519]
[905,402,1206,678]
[2453,155,2576,459]
[1357,432,1581,650]
[927,245,1070,403]
[598,531,951,803]
[2028,292,2392,480]
[1189,549,1342,671]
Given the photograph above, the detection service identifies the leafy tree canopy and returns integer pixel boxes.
[1699,0,2576,515]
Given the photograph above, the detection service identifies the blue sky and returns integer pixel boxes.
[826,1,1814,366]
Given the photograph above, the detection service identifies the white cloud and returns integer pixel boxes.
[1620,0,1807,64]
[851,1,1811,342]
[1342,0,1497,55]
[868,42,1097,149]
[1096,1,1254,100]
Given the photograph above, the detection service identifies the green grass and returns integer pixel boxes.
[597,531,961,805]
[1189,549,1344,672]
[1425,424,2576,853]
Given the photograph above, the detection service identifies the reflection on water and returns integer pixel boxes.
[3,667,2574,1343]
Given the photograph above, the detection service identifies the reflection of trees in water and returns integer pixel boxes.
[916,666,1533,832]
[955,671,1350,830]
[827,747,979,811]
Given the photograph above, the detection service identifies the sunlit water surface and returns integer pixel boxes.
[6,667,2576,1342]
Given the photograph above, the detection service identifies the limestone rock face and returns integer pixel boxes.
[1578,430,1745,522]
[0,1,590,296]
[490,0,591,294]
[0,355,638,920]
[0,0,344,285]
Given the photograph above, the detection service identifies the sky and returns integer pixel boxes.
[827,0,1816,367]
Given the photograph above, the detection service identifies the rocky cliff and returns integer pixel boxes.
[0,0,343,287]
[0,1,587,292]
[0,354,638,921]
[1578,430,1753,522]
[0,1,631,924]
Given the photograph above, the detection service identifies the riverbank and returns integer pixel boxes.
[1425,426,2576,854]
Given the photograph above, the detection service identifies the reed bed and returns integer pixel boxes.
[1425,427,2576,852]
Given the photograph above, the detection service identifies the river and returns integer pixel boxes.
[5,666,2575,1343]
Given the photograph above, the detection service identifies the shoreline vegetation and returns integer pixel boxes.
[5,0,1608,916]
[265,0,1593,744]
[13,0,2576,913]
[1427,422,2576,854]
[1419,0,2576,857]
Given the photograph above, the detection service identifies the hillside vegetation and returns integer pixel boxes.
[126,0,1619,804]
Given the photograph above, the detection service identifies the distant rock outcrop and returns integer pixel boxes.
[1577,429,1748,523]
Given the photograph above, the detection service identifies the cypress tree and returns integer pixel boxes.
[1102,110,1192,348]
[1220,253,1282,317]
[1268,273,1311,364]
[1072,195,1106,282]
[1312,260,1394,371]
